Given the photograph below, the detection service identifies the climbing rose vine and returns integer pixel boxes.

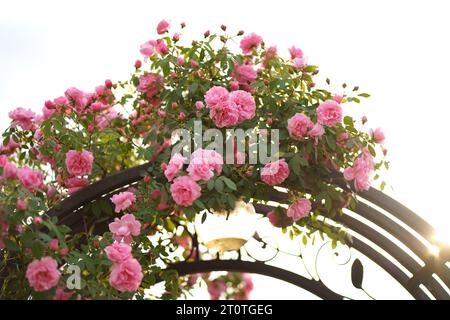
[0,19,388,300]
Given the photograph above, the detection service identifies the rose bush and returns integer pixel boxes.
[0,19,388,299]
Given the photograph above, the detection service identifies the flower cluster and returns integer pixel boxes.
[0,19,388,300]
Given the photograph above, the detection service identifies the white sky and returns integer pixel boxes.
[1,0,449,299]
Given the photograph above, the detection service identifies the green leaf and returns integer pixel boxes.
[3,238,20,252]
[222,177,237,191]
[214,178,224,193]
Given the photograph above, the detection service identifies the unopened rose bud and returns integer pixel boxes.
[382,147,388,156]
[105,79,113,88]
[134,59,142,69]
[158,111,166,118]
[92,240,100,248]
[179,112,185,121]
[221,24,227,31]
[172,33,180,41]
[177,56,185,65]
[362,116,368,124]
[49,239,59,251]
[161,163,168,171]
[195,101,204,111]
[309,82,316,88]
[172,102,178,108]
[144,176,151,183]
[190,60,199,68]
[237,30,244,36]
[267,117,273,126]
[204,30,210,38]
[33,216,43,225]
[180,22,186,28]
[59,247,69,257]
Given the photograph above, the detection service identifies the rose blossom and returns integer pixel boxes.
[109,214,141,244]
[343,149,374,191]
[286,198,311,221]
[26,257,61,292]
[187,149,223,181]
[64,87,93,114]
[229,90,256,122]
[17,167,44,192]
[65,150,94,177]
[308,123,325,144]
[164,153,186,182]
[156,19,170,34]
[240,33,263,54]
[8,107,36,130]
[137,73,164,98]
[233,63,257,84]
[287,113,314,140]
[204,86,229,109]
[104,242,132,263]
[261,159,290,186]
[65,177,89,195]
[316,100,343,126]
[0,155,7,167]
[170,176,202,206]
[3,162,18,179]
[293,57,308,69]
[209,102,239,128]
[289,46,304,59]
[111,191,136,213]
[370,128,385,144]
[109,258,143,292]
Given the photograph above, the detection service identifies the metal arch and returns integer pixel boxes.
[44,161,450,300]
[169,260,344,300]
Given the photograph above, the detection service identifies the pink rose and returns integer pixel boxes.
[156,19,170,34]
[3,162,18,179]
[370,128,385,144]
[233,63,257,84]
[26,257,61,292]
[64,87,93,114]
[287,198,311,221]
[104,242,132,263]
[140,40,158,57]
[8,107,36,130]
[229,90,256,122]
[109,258,143,292]
[334,94,343,103]
[17,199,28,210]
[204,86,229,109]
[287,113,314,140]
[261,159,290,186]
[137,73,164,98]
[316,100,343,127]
[109,214,141,244]
[54,288,78,300]
[195,101,204,111]
[49,239,59,251]
[308,123,325,144]
[292,57,308,69]
[240,33,263,54]
[111,191,136,213]
[289,46,304,59]
[0,155,7,167]
[65,177,89,195]
[164,153,186,182]
[209,102,239,128]
[170,176,201,207]
[65,150,94,177]
[17,167,44,192]
[343,149,374,191]
[187,149,223,181]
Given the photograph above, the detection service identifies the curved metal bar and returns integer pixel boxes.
[169,260,344,300]
[46,162,151,220]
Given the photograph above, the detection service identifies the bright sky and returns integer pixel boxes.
[1,0,449,299]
